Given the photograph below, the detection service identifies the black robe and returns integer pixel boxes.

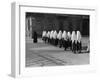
[32,31,38,43]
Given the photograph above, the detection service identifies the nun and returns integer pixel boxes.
[67,31,72,49]
[76,31,82,53]
[50,30,54,44]
[71,31,77,53]
[42,31,47,43]
[57,30,63,48]
[46,31,51,43]
[53,30,58,46]
[62,31,68,50]
[32,31,38,43]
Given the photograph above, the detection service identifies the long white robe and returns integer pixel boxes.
[42,31,47,37]
[53,31,57,39]
[50,30,54,39]
[62,31,67,40]
[67,32,71,39]
[47,31,50,38]
[57,31,62,40]
[76,31,81,43]
[71,31,77,43]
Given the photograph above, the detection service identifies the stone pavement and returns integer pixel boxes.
[26,37,89,67]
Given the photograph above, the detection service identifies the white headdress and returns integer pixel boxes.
[50,30,54,39]
[57,30,62,40]
[67,31,71,38]
[42,31,47,37]
[71,31,77,42]
[77,31,81,42]
[62,31,67,40]
[53,30,57,39]
[47,31,50,38]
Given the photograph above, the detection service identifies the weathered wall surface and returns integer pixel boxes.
[26,13,89,37]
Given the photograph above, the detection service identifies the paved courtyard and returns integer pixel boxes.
[26,37,89,67]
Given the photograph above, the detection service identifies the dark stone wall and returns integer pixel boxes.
[26,13,89,37]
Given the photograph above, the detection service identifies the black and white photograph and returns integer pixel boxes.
[25,12,90,67]
[10,1,97,78]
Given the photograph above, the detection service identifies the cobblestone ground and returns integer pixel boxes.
[26,37,89,67]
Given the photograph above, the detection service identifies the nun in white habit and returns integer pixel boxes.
[62,31,69,50]
[71,31,76,43]
[50,30,54,44]
[68,32,71,40]
[53,31,57,39]
[57,30,62,40]
[42,31,47,42]
[42,31,46,37]
[57,30,63,48]
[62,31,67,39]
[76,31,82,53]
[53,30,58,45]
[42,31,46,40]
[67,31,72,48]
[46,31,51,43]
[71,31,77,53]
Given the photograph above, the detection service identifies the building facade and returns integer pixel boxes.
[26,13,89,38]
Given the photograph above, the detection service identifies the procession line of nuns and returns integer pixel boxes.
[42,30,82,53]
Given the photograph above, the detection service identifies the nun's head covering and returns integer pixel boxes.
[47,31,50,38]
[57,30,62,39]
[53,30,57,39]
[62,31,67,40]
[67,31,71,38]
[77,31,81,42]
[42,31,47,37]
[50,30,54,39]
[59,30,62,33]
[71,31,77,42]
